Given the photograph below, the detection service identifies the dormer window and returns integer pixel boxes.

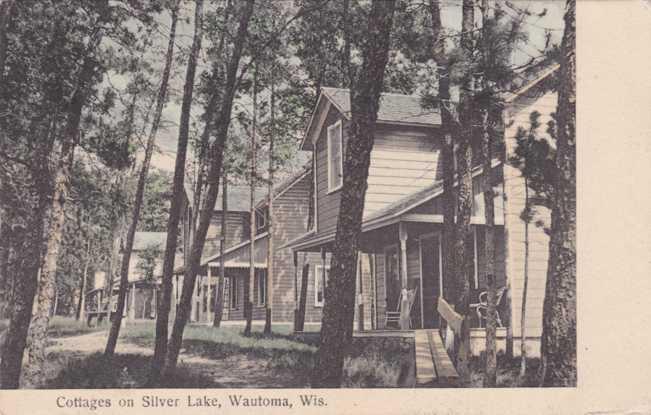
[327,120,343,193]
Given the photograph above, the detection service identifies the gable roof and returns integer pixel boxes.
[213,184,266,213]
[300,88,441,151]
[255,164,311,209]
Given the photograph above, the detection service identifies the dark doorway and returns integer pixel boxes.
[420,234,441,328]
[384,246,401,315]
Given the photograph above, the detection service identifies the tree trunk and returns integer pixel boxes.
[264,70,275,336]
[213,175,227,327]
[312,0,396,388]
[480,0,497,387]
[0,0,15,84]
[75,237,91,321]
[244,66,258,338]
[164,0,255,373]
[541,0,576,387]
[452,0,476,381]
[429,0,458,343]
[0,217,43,388]
[0,222,9,320]
[520,177,530,378]
[105,0,181,357]
[151,0,203,383]
[295,261,309,332]
[192,0,233,223]
[482,113,497,386]
[25,22,105,381]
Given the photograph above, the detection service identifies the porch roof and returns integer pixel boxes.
[283,159,502,252]
[200,232,269,268]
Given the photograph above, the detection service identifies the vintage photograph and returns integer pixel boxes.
[0,0,575,389]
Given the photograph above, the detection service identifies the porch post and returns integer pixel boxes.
[357,252,364,332]
[399,222,410,329]
[130,282,136,320]
[293,251,298,330]
[206,266,212,324]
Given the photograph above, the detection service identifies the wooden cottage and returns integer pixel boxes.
[192,168,323,325]
[285,70,557,357]
[85,231,165,323]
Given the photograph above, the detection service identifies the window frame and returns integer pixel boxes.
[256,208,267,231]
[326,120,344,193]
[230,277,239,309]
[314,264,330,307]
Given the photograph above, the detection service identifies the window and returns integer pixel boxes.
[255,270,267,306]
[327,120,343,192]
[314,264,330,307]
[256,209,267,230]
[230,277,239,309]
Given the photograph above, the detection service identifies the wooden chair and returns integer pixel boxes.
[385,287,418,329]
[470,287,506,328]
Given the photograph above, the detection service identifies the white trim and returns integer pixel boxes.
[300,94,330,151]
[207,261,267,268]
[314,264,330,307]
[326,120,343,193]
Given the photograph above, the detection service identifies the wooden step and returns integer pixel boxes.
[428,330,459,381]
[414,330,437,384]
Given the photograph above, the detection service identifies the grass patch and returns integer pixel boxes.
[121,322,317,358]
[342,337,415,388]
[468,353,542,387]
[48,316,106,338]
[46,353,220,388]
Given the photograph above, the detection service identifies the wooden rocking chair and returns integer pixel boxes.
[385,287,418,329]
[469,287,506,328]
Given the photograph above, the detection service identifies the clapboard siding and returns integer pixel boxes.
[315,108,345,234]
[207,212,249,249]
[365,125,440,216]
[270,173,322,323]
[503,90,556,339]
[314,111,441,234]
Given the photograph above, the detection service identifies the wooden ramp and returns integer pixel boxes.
[414,329,459,386]
[415,330,437,384]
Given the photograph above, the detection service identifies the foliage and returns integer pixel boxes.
[135,243,162,282]
[138,168,172,232]
[510,110,557,212]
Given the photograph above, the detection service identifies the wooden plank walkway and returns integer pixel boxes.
[414,329,460,386]
[428,330,459,382]
[414,330,437,384]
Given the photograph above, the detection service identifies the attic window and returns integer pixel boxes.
[327,120,343,192]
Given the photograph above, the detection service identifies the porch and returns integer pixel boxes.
[288,219,508,334]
